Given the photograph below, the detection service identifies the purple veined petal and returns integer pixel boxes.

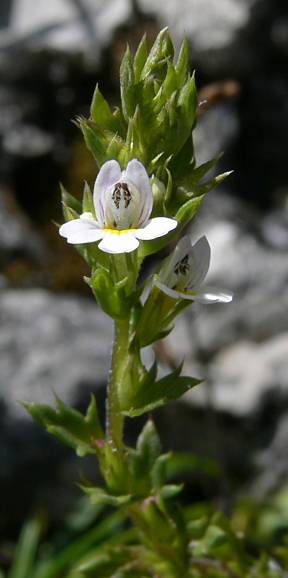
[159,235,193,285]
[189,236,211,289]
[155,279,233,303]
[135,217,177,240]
[66,229,105,244]
[98,232,140,254]
[122,159,153,226]
[93,160,121,224]
[59,218,99,238]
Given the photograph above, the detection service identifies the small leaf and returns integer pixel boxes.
[60,183,82,214]
[133,34,148,82]
[141,28,174,81]
[23,395,104,456]
[80,120,126,167]
[122,364,201,417]
[151,453,171,489]
[81,486,132,508]
[82,181,95,216]
[159,484,183,499]
[175,37,190,86]
[89,268,131,320]
[90,85,112,126]
[174,195,204,223]
[136,419,161,470]
[120,45,136,121]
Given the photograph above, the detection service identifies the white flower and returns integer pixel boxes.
[59,159,177,254]
[155,235,233,303]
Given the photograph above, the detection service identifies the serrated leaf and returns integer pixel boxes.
[23,395,104,456]
[122,364,201,417]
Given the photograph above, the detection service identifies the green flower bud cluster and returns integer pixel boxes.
[77,27,230,227]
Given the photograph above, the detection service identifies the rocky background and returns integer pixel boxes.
[1,0,288,538]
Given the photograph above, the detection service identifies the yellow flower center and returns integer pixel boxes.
[104,227,137,235]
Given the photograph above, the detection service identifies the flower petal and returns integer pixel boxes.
[93,160,121,224]
[59,218,98,238]
[155,279,233,303]
[135,217,177,240]
[66,229,104,244]
[159,235,193,286]
[122,159,153,226]
[98,232,139,254]
[192,286,233,304]
[189,236,211,289]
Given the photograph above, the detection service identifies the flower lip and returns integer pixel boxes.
[59,159,177,254]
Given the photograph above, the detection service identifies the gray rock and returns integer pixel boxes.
[0,289,112,418]
[0,289,113,532]
[0,194,44,264]
[0,0,131,60]
[138,0,259,75]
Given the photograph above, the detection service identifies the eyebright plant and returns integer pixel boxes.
[21,29,284,578]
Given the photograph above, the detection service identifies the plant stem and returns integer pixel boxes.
[106,318,130,446]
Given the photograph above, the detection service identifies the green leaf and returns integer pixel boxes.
[8,518,42,578]
[60,183,82,214]
[136,419,161,470]
[174,195,204,223]
[23,395,104,457]
[90,84,112,124]
[122,364,201,417]
[90,85,122,134]
[88,268,132,320]
[190,170,233,197]
[81,486,132,508]
[181,153,223,186]
[120,45,136,121]
[159,484,183,499]
[133,34,148,82]
[80,120,126,167]
[175,37,190,86]
[141,28,174,81]
[177,73,197,131]
[151,453,171,489]
[82,181,95,216]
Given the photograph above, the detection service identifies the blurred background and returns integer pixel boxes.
[1,0,288,555]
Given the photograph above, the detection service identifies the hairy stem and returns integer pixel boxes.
[106,318,130,446]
